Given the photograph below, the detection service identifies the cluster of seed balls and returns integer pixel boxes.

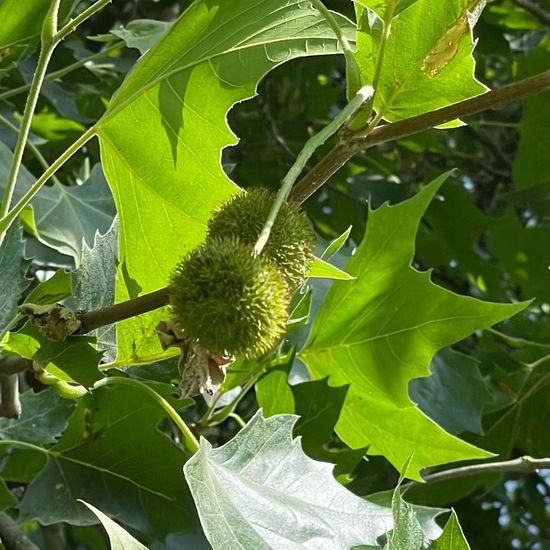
[169,189,315,358]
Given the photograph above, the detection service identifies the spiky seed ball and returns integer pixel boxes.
[207,188,315,290]
[169,237,289,358]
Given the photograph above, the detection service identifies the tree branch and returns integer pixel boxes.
[514,0,550,26]
[289,70,550,204]
[421,455,550,484]
[0,357,33,376]
[77,287,170,334]
[0,512,40,550]
[0,374,21,419]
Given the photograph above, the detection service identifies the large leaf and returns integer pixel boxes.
[0,145,116,262]
[0,221,30,336]
[1,384,200,542]
[184,410,393,549]
[299,174,527,478]
[354,0,488,121]
[96,0,354,365]
[0,389,73,445]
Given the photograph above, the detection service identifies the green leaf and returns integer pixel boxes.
[255,369,295,417]
[321,225,352,260]
[0,389,73,445]
[0,0,73,49]
[96,0,354,365]
[72,219,118,362]
[0,221,30,336]
[309,256,354,280]
[0,146,116,261]
[292,377,349,455]
[432,510,471,550]
[6,384,199,541]
[25,269,71,305]
[355,0,488,121]
[184,410,393,549]
[78,500,148,550]
[5,324,103,388]
[111,19,173,54]
[299,173,527,478]
[0,478,16,511]
[512,40,550,188]
[385,485,425,550]
[409,348,494,436]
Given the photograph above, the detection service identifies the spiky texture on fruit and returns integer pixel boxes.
[207,188,315,290]
[169,237,289,357]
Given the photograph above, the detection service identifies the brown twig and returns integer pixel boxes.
[76,287,170,334]
[514,0,550,25]
[0,374,22,419]
[289,70,550,204]
[421,455,550,484]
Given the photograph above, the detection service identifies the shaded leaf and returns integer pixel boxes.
[0,145,116,261]
[0,221,30,335]
[96,0,354,364]
[409,348,494,436]
[111,19,173,54]
[299,174,526,478]
[184,410,393,549]
[0,389,73,445]
[79,500,148,550]
[5,384,199,541]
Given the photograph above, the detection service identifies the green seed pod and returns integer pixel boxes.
[169,237,289,357]
[207,188,315,289]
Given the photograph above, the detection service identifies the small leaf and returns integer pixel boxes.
[184,410,393,549]
[321,226,353,260]
[78,500,148,550]
[309,256,354,280]
[385,485,425,550]
[432,510,471,549]
[110,19,173,54]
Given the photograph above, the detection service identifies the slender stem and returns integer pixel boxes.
[93,376,200,453]
[420,455,550,485]
[311,0,360,99]
[488,327,550,349]
[289,70,550,204]
[78,287,171,334]
[56,0,113,41]
[253,85,373,255]
[0,356,33,375]
[0,114,62,185]
[0,512,40,550]
[0,46,57,218]
[347,0,395,131]
[0,41,124,102]
[0,126,97,238]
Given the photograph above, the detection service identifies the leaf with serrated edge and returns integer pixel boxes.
[185,410,393,549]
[300,173,527,478]
[96,0,355,365]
